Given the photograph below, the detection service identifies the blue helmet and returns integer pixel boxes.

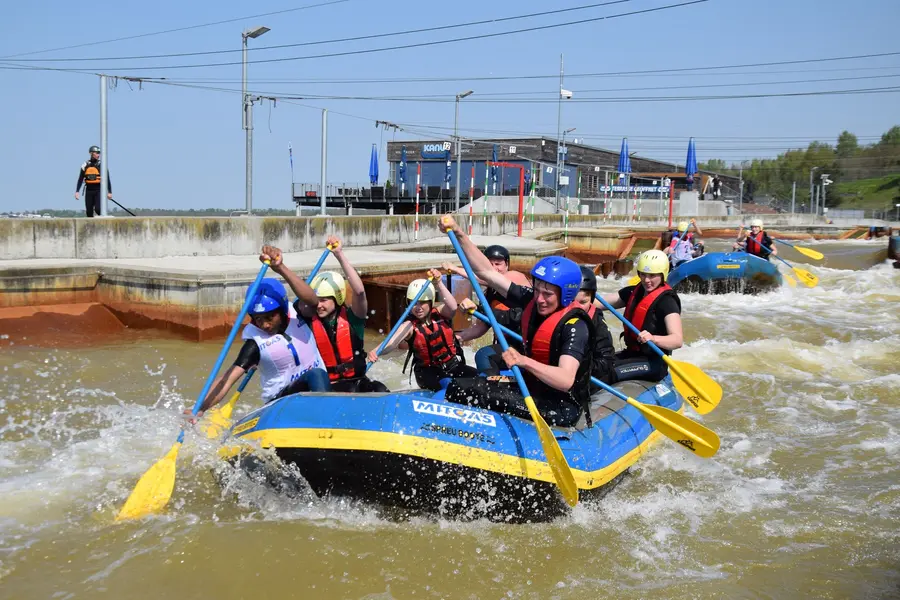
[530,257,582,307]
[247,278,289,315]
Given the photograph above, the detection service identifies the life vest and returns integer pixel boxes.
[623,284,679,355]
[672,237,694,262]
[83,161,101,184]
[409,309,458,368]
[242,305,325,402]
[310,307,366,381]
[745,231,768,257]
[520,300,594,407]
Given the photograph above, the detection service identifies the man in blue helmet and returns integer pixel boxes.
[439,216,594,427]
[194,246,331,418]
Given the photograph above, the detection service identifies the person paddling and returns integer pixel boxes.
[597,250,683,383]
[368,269,477,391]
[193,246,330,419]
[734,219,777,260]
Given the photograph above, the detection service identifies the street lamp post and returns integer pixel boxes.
[242,25,270,215]
[809,166,819,216]
[738,160,748,217]
[453,90,473,212]
[562,127,575,202]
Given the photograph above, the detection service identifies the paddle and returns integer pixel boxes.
[466,309,720,458]
[774,238,824,261]
[365,274,436,372]
[447,230,578,507]
[201,367,256,439]
[198,245,334,437]
[116,262,271,521]
[593,293,722,415]
[760,243,819,287]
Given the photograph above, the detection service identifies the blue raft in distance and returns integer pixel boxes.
[667,251,782,294]
[225,377,684,522]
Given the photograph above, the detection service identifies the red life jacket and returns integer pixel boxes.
[310,307,365,381]
[746,231,766,256]
[623,284,675,353]
[521,301,584,365]
[409,309,458,367]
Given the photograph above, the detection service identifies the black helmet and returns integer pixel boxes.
[484,245,510,264]
[89,145,100,153]
[580,265,598,293]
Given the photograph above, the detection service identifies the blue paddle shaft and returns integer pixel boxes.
[236,367,257,392]
[308,247,332,282]
[367,275,436,372]
[774,238,796,249]
[447,231,531,399]
[469,309,627,403]
[593,293,666,359]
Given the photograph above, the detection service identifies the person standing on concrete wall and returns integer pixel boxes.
[74,146,112,217]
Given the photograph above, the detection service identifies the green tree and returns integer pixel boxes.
[835,130,859,159]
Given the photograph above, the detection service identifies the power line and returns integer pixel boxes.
[0,0,708,72]
[5,0,634,63]
[0,0,351,59]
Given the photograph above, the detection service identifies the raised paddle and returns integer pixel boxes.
[594,293,722,415]
[774,238,824,261]
[466,309,720,458]
[447,230,579,507]
[116,262,271,521]
[201,367,256,439]
[199,245,334,438]
[365,274,437,372]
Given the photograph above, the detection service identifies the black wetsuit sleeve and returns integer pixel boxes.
[618,285,637,305]
[592,315,617,383]
[76,166,85,192]
[557,319,590,363]
[233,339,260,370]
[503,283,535,308]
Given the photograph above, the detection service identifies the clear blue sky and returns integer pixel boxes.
[1,0,898,212]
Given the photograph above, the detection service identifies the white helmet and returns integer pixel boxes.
[750,218,763,228]
[406,278,435,302]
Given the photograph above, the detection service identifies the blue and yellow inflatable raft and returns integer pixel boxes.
[668,251,782,294]
[226,377,683,521]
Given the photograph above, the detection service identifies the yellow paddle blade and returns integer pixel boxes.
[783,272,797,287]
[201,390,241,439]
[524,396,579,507]
[627,275,640,285]
[624,397,720,458]
[116,442,181,521]
[664,357,722,415]
[793,245,824,260]
[793,267,818,288]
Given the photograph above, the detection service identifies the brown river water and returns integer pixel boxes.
[1,239,897,599]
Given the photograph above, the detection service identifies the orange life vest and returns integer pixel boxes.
[746,231,767,256]
[623,284,675,353]
[84,163,101,183]
[409,309,458,367]
[310,307,365,381]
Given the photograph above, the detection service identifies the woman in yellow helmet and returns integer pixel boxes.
[369,269,478,391]
[597,249,684,383]
[297,235,389,393]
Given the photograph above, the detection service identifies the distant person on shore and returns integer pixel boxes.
[74,146,112,218]
[712,176,722,200]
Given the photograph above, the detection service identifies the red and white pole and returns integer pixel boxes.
[469,164,476,234]
[668,179,674,229]
[414,163,421,240]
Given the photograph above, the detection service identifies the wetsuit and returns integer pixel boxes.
[744,231,775,260]
[585,304,616,384]
[612,284,681,383]
[76,160,112,218]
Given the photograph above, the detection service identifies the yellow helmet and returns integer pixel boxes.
[636,250,670,281]
[406,278,436,302]
[750,218,764,228]
[677,221,689,233]
[310,271,346,305]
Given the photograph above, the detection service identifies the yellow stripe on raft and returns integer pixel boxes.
[221,425,667,491]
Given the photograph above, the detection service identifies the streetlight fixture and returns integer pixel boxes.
[242,25,270,215]
[454,90,474,212]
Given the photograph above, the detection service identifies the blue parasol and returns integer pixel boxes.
[685,137,698,191]
[617,137,631,176]
[369,143,379,185]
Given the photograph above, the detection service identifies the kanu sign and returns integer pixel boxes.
[421,142,452,158]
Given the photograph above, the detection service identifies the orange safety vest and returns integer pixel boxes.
[310,307,365,381]
[521,301,584,365]
[84,163,101,183]
[746,231,767,256]
[623,284,675,353]
[409,309,458,367]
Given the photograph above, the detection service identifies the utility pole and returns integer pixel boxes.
[809,166,819,215]
[320,109,327,216]
[453,90,473,212]
[738,161,746,218]
[791,181,796,214]
[242,26,270,216]
[556,54,564,212]
[99,74,109,217]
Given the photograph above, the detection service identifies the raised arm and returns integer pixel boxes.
[430,268,457,320]
[328,235,367,318]
[690,218,703,236]
[438,215,512,296]
[261,245,318,306]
